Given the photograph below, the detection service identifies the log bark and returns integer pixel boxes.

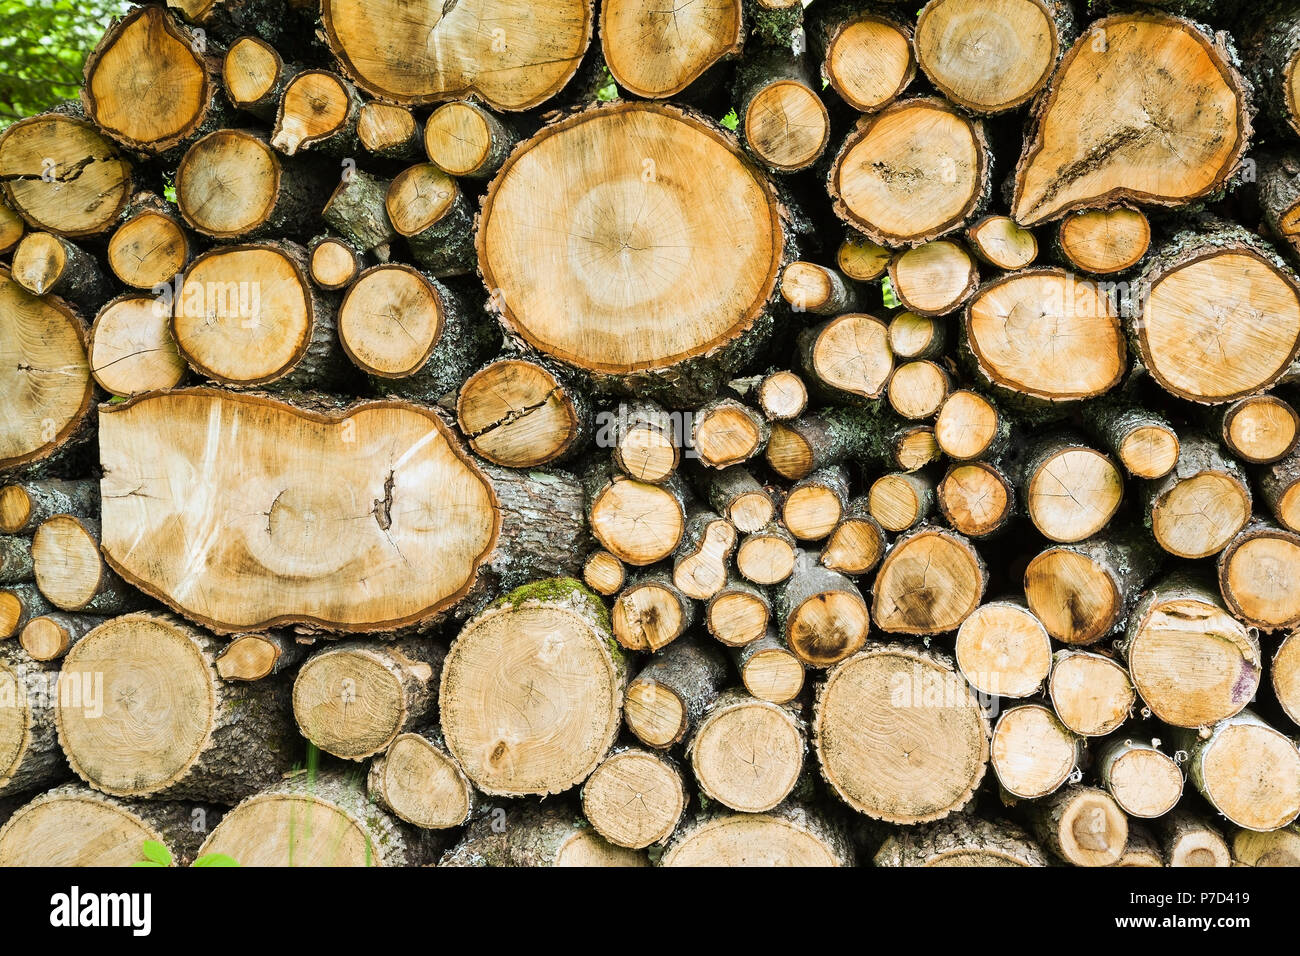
[1081,400,1180,480]
[874,815,1048,867]
[624,637,727,750]
[424,101,517,178]
[338,265,496,404]
[0,642,68,798]
[0,478,96,538]
[55,612,296,803]
[322,168,397,257]
[734,49,830,173]
[385,164,476,276]
[703,465,774,532]
[780,261,859,315]
[774,550,868,668]
[176,129,329,240]
[441,803,647,867]
[11,232,110,309]
[0,584,54,640]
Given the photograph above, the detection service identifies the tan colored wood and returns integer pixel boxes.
[872,526,986,635]
[815,643,990,823]
[836,236,891,281]
[1029,785,1128,867]
[440,583,625,797]
[757,370,809,421]
[1058,207,1151,273]
[1013,13,1248,224]
[822,12,915,112]
[968,215,1037,269]
[1048,649,1134,737]
[89,295,187,396]
[888,240,978,317]
[689,690,804,813]
[581,747,686,848]
[831,97,988,247]
[602,0,742,98]
[955,600,1051,699]
[990,704,1077,800]
[582,550,625,597]
[322,0,593,110]
[368,730,475,830]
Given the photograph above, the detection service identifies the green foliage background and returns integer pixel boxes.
[0,0,132,127]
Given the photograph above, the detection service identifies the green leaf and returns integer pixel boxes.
[720,109,739,132]
[163,183,177,204]
[881,276,901,310]
[140,840,171,866]
[192,853,240,867]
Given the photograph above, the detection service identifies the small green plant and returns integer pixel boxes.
[720,109,739,132]
[881,276,902,309]
[133,840,240,868]
[596,65,618,102]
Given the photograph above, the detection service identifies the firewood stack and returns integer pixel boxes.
[2,0,1300,867]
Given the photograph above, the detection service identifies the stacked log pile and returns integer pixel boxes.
[2,0,1300,867]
